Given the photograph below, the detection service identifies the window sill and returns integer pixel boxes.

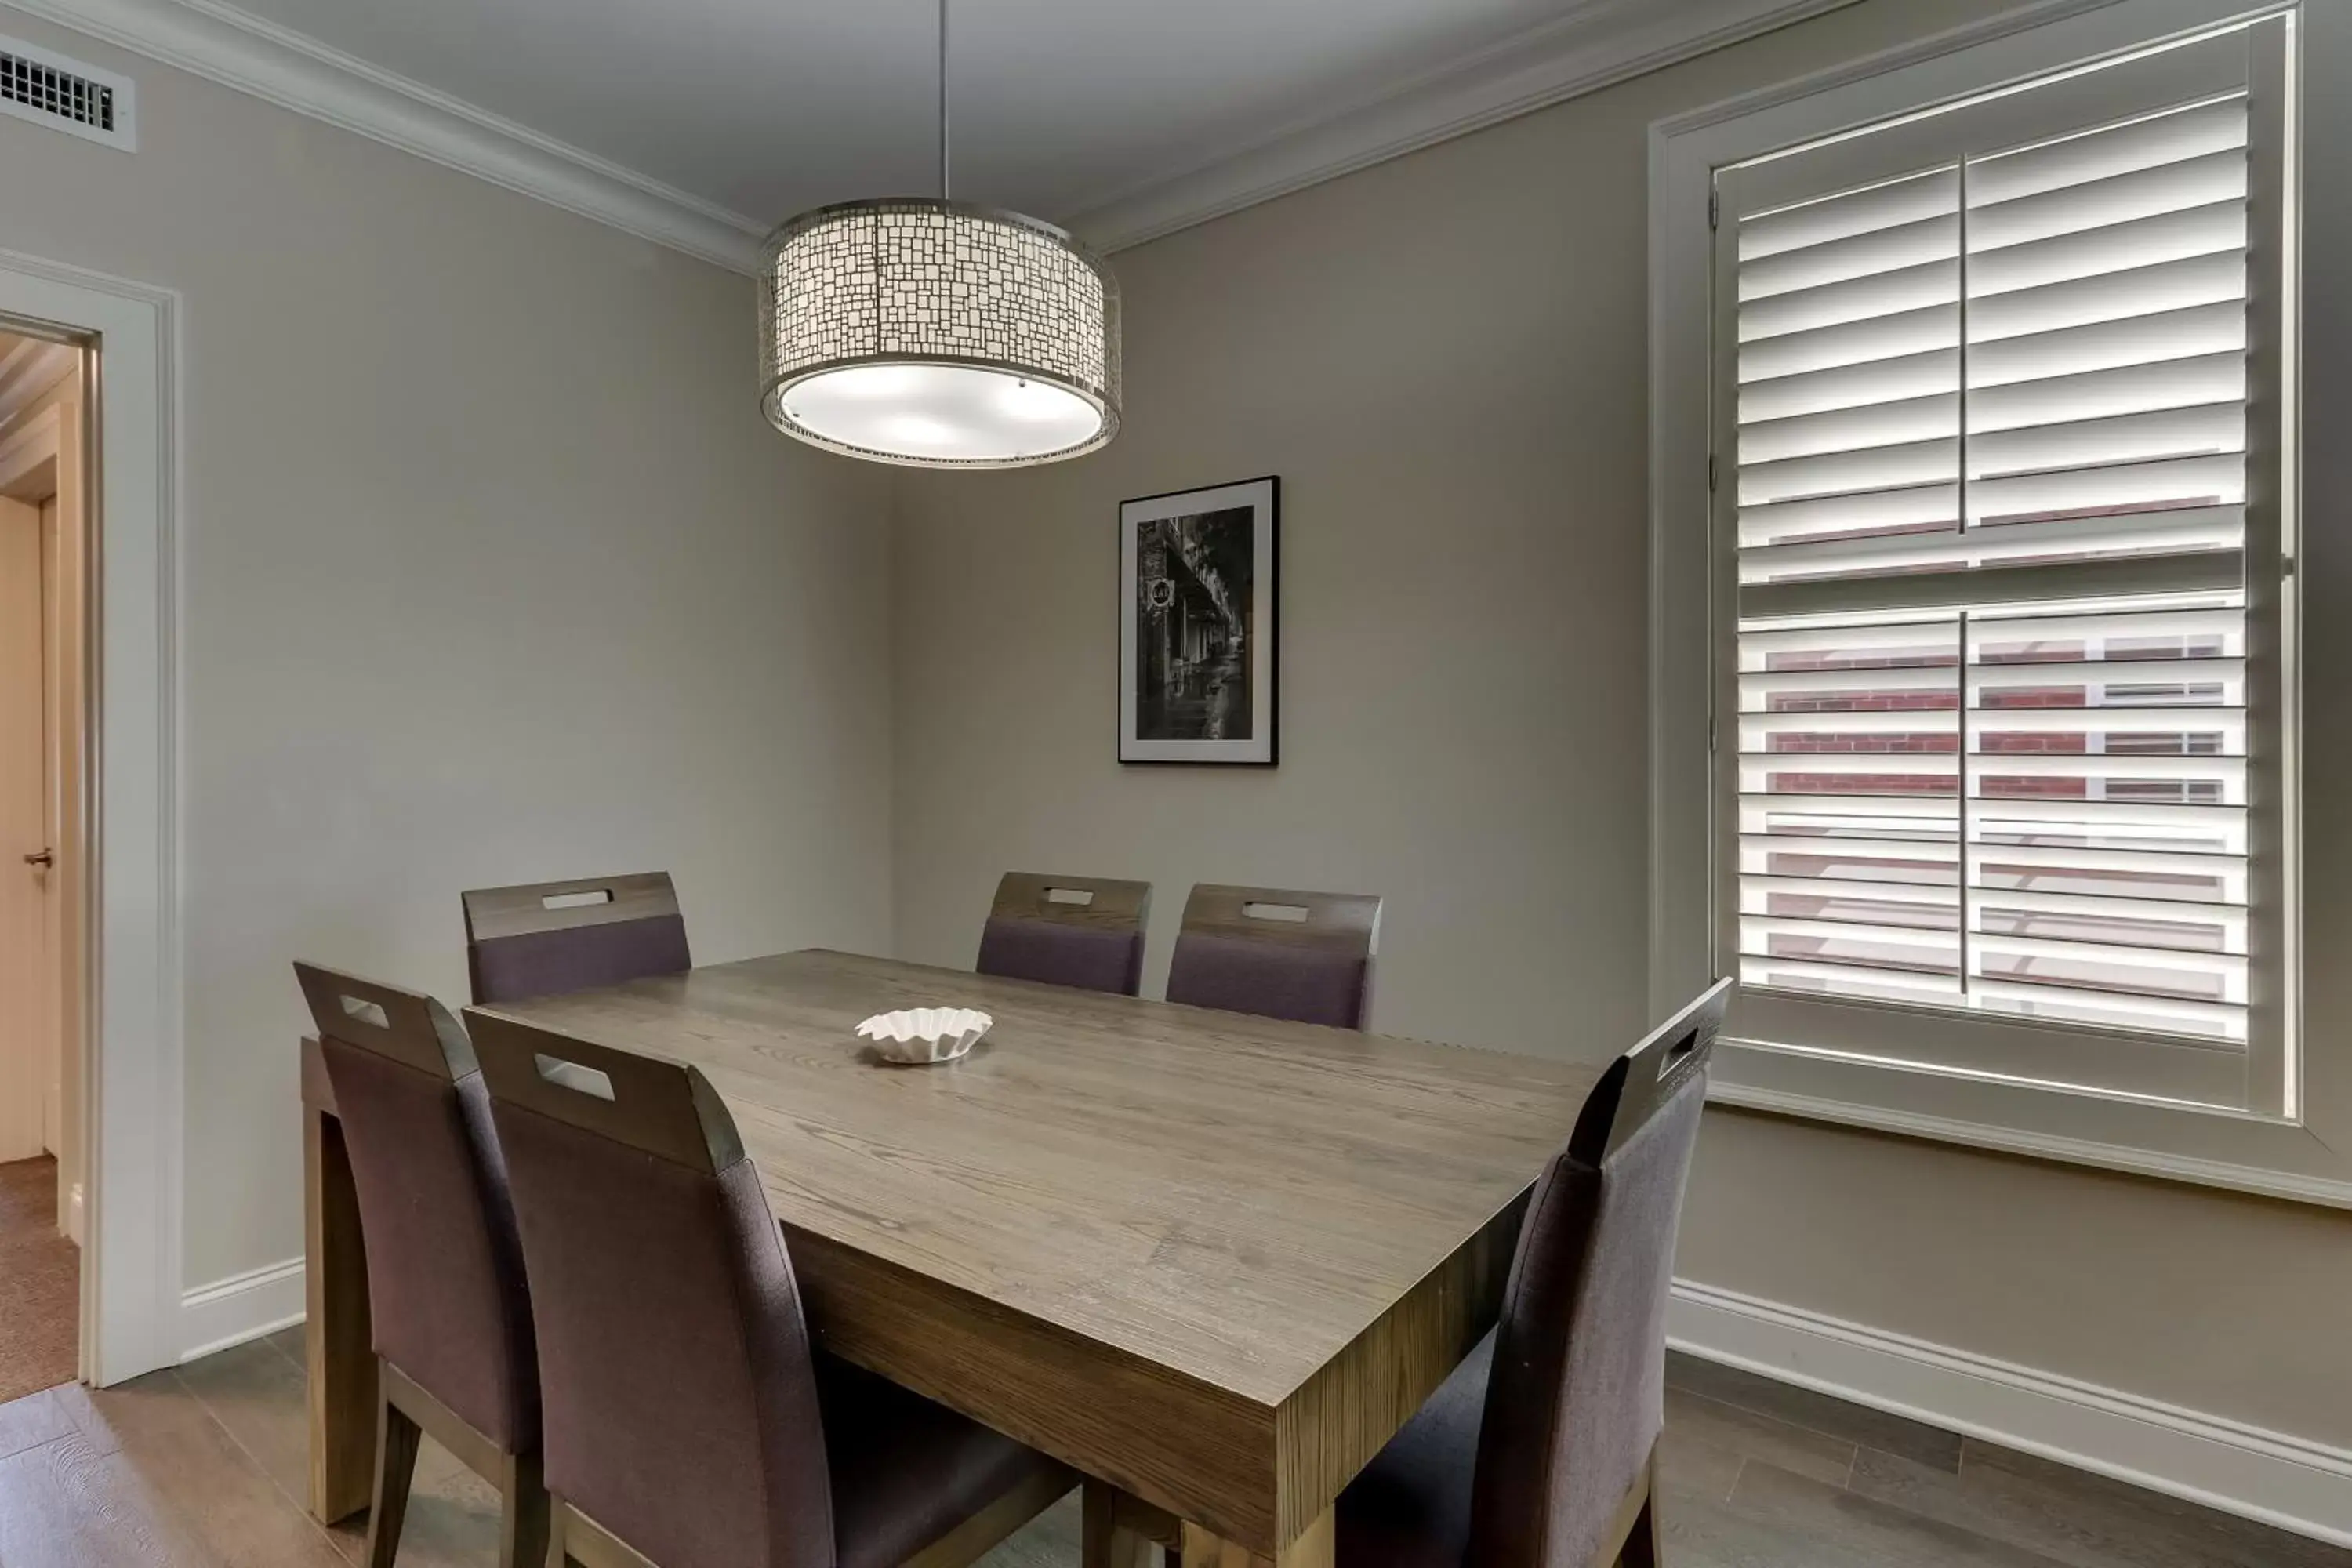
[1706,1037,2352,1210]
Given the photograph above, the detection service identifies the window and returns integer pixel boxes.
[1712,17,2294,1113]
[1650,0,2352,1203]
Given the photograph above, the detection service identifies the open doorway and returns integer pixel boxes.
[0,321,89,1405]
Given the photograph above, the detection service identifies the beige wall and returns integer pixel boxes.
[0,7,895,1288]
[892,0,2352,1449]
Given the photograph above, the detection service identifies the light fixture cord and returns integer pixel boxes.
[938,0,950,200]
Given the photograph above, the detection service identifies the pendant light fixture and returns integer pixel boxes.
[757,0,1121,467]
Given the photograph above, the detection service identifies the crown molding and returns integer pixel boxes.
[1067,0,1866,252]
[2,0,768,272]
[6,0,1864,271]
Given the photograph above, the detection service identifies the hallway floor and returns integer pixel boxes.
[0,1156,76,1405]
[0,1331,2342,1567]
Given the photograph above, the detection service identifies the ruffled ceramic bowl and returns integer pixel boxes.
[856,1007,993,1065]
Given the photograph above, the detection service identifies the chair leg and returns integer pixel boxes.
[364,1381,423,1568]
[499,1448,552,1568]
[1616,1454,1662,1568]
[543,1494,569,1568]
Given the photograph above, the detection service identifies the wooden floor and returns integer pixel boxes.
[0,1334,2339,1567]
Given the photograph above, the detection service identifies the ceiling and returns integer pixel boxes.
[204,0,1617,227]
[0,332,78,434]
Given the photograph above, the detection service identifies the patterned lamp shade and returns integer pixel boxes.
[758,198,1122,468]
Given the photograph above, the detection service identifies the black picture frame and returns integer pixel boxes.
[1119,476,1279,766]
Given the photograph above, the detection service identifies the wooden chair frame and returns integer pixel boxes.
[294,962,547,1568]
[1172,885,1381,957]
[461,872,684,945]
[987,871,1153,934]
[464,1012,1076,1568]
[375,1359,550,1568]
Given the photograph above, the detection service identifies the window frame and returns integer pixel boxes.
[1649,0,2352,1207]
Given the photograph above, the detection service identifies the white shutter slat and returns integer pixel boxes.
[1969,351,2243,432]
[1738,392,1958,464]
[1968,402,2243,479]
[1969,198,2245,297]
[1965,300,2245,389]
[1739,956,1963,1002]
[1740,259,1959,343]
[1739,303,1960,383]
[1969,145,2246,252]
[1968,96,2246,205]
[1967,976,2245,1039]
[1739,437,1957,507]
[1730,78,2258,1047]
[1740,505,2238,583]
[1968,250,2243,344]
[1968,654,2242,695]
[1737,483,1958,547]
[1739,347,1958,425]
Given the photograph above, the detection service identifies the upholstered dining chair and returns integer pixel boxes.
[464,1009,1076,1568]
[462,871,692,1005]
[292,962,546,1568]
[975,872,1152,996]
[1330,977,1733,1568]
[1163,884,1381,1029]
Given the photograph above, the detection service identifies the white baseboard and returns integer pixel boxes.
[180,1257,304,1363]
[64,1180,83,1246]
[1668,1279,2352,1548]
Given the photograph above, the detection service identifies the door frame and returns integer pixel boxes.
[0,379,85,1254]
[0,246,183,1386]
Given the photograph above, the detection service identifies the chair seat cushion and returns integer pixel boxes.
[820,1357,1065,1568]
[1334,1328,1492,1568]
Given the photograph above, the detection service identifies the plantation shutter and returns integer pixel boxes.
[1711,20,2291,1109]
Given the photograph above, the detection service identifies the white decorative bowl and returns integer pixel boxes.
[856,1007,993,1065]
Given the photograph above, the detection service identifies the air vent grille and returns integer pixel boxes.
[0,35,134,151]
[4,49,112,131]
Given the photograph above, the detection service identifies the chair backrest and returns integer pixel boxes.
[466,1010,835,1568]
[292,962,538,1450]
[1465,978,1733,1568]
[975,872,1152,996]
[1163,884,1381,1029]
[463,871,693,1005]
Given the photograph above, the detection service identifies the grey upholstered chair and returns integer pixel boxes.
[1163,884,1381,1029]
[974,872,1152,996]
[465,1009,1075,1568]
[292,962,546,1568]
[463,871,692,1005]
[1333,978,1733,1568]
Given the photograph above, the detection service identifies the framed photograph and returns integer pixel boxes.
[1120,476,1279,765]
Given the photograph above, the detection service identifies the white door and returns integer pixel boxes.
[0,494,49,1163]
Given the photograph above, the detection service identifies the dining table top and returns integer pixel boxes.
[470,947,1602,1414]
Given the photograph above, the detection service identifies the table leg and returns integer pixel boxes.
[1082,1482,1162,1568]
[1180,1511,1333,1568]
[305,1104,376,1523]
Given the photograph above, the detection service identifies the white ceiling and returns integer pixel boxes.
[0,332,78,433]
[202,0,1619,227]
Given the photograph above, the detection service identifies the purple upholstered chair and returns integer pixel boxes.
[1163,884,1381,1029]
[463,872,692,1005]
[464,1010,1075,1568]
[975,872,1152,996]
[1333,978,1732,1568]
[292,962,546,1568]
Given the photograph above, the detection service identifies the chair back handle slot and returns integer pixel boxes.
[535,1054,616,1102]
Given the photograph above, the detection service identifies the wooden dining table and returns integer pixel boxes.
[301,949,1601,1567]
